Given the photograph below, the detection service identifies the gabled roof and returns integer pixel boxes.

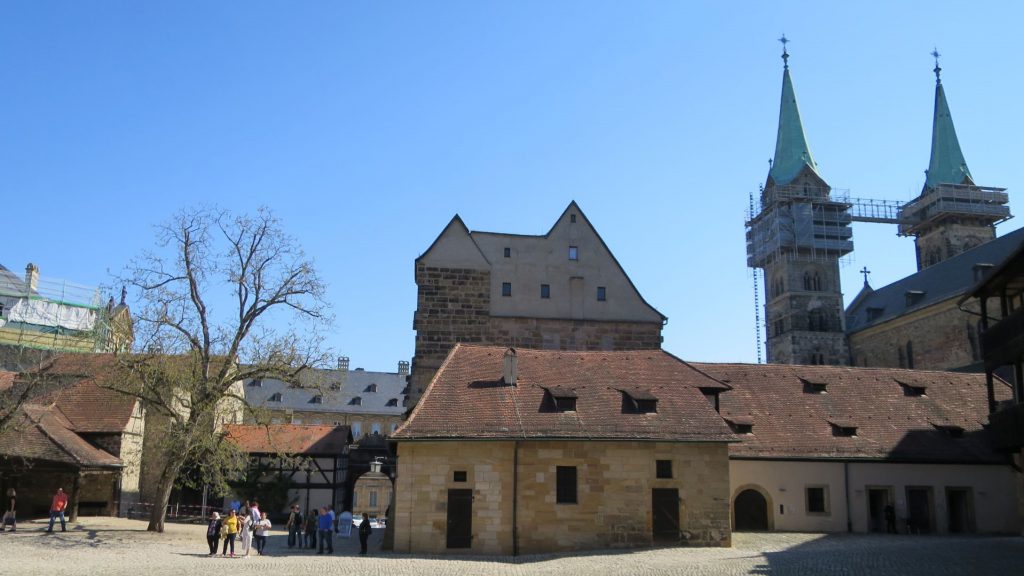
[394,345,735,442]
[224,424,352,455]
[27,354,139,433]
[0,404,121,468]
[0,263,34,297]
[846,227,1024,333]
[695,362,1009,463]
[925,79,973,191]
[768,63,821,187]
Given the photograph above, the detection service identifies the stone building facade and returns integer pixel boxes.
[410,202,665,406]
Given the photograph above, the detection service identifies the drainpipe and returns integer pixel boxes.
[512,441,519,556]
[844,462,852,532]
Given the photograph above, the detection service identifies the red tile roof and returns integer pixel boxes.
[225,424,352,455]
[694,363,1010,464]
[24,354,138,433]
[0,404,121,468]
[394,345,736,442]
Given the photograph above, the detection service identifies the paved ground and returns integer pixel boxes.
[1,517,1022,575]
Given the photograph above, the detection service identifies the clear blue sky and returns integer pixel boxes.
[3,2,1022,371]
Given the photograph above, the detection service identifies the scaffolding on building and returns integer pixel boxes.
[746,184,855,268]
[897,183,1011,235]
[0,271,111,353]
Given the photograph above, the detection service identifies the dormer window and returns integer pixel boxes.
[385,398,399,407]
[725,416,753,434]
[349,396,362,406]
[699,387,721,413]
[248,378,263,387]
[269,393,283,402]
[544,387,577,412]
[905,290,926,307]
[621,390,657,414]
[309,395,323,404]
[801,378,828,394]
[897,380,927,397]
[365,383,378,393]
[866,307,884,322]
[829,420,857,437]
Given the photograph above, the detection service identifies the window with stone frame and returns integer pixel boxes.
[656,460,672,479]
[597,286,606,301]
[805,486,829,515]
[568,246,579,261]
[502,282,512,297]
[541,284,550,299]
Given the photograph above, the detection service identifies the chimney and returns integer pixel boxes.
[370,457,383,474]
[503,348,518,385]
[398,360,409,376]
[25,263,39,294]
[338,356,350,371]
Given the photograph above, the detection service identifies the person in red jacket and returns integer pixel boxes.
[46,488,69,533]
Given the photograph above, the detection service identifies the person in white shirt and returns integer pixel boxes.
[254,511,272,555]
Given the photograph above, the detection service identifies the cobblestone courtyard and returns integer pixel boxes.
[1,517,1022,575]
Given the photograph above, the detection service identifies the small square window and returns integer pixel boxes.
[806,486,829,514]
[556,466,577,504]
[656,460,672,479]
[568,246,578,261]
[541,284,550,299]
[503,247,511,258]
[454,471,467,482]
[502,282,512,297]
[597,286,606,301]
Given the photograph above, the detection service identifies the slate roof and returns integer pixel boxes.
[0,263,33,297]
[224,424,351,455]
[846,226,1024,333]
[393,345,736,442]
[695,362,1011,464]
[0,404,121,468]
[243,367,406,417]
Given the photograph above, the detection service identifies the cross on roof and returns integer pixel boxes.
[931,47,942,83]
[779,34,790,68]
[860,266,871,286]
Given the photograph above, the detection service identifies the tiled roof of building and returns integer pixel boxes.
[224,424,351,455]
[243,367,406,417]
[694,362,1010,464]
[846,226,1024,333]
[28,354,138,433]
[393,345,736,442]
[0,404,121,468]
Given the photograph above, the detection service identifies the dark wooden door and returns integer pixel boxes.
[446,489,473,549]
[946,489,972,534]
[733,489,768,531]
[906,488,932,534]
[867,489,888,533]
[652,488,680,543]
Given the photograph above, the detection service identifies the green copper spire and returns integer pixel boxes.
[925,50,973,190]
[769,37,821,187]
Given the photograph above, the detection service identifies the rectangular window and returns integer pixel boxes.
[541,284,550,299]
[568,246,578,261]
[656,460,672,479]
[369,491,378,508]
[806,486,829,514]
[352,492,357,508]
[556,466,577,504]
[372,422,381,434]
[503,247,511,258]
[453,470,467,482]
[352,422,361,437]
[502,282,512,297]
[597,286,606,301]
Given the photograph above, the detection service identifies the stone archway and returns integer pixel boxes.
[733,485,772,531]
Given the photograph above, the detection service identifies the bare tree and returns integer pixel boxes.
[111,207,330,532]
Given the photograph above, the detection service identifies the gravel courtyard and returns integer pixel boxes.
[1,517,1022,575]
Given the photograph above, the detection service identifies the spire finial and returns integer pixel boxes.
[779,34,790,69]
[860,266,871,286]
[931,48,942,84]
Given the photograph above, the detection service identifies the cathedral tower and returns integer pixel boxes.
[746,40,852,365]
[897,52,1010,270]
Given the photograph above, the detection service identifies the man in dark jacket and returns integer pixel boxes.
[358,512,372,555]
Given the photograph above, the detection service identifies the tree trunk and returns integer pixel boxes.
[147,463,180,533]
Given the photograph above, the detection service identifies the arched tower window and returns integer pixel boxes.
[803,270,822,291]
[906,341,914,370]
[897,346,906,369]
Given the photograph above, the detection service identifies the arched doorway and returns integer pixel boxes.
[734,488,769,531]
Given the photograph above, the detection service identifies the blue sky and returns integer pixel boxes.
[3,1,1022,371]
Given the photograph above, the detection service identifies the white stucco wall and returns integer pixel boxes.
[730,459,1020,534]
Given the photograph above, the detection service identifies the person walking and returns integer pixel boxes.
[316,506,333,554]
[1,488,16,532]
[205,512,222,556]
[46,488,69,533]
[358,512,372,555]
[254,511,271,555]
[221,509,239,557]
[286,505,302,548]
[305,509,318,550]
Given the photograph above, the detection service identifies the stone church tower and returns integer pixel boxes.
[897,54,1010,271]
[746,42,852,365]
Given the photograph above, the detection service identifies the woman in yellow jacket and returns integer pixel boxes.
[221,509,239,557]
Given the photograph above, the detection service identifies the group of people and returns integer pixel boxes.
[206,501,373,557]
[205,499,272,558]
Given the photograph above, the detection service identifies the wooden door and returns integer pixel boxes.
[652,488,680,543]
[446,489,473,549]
